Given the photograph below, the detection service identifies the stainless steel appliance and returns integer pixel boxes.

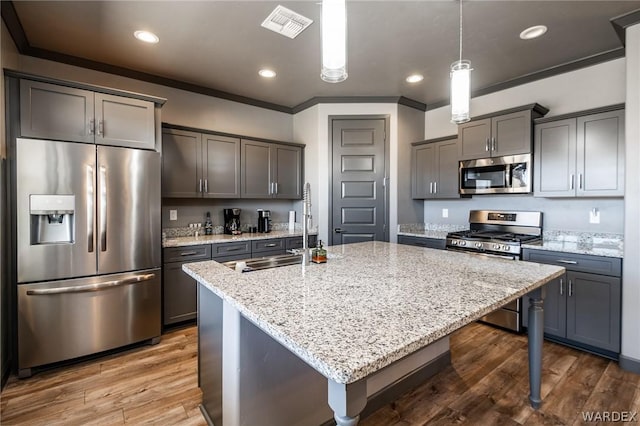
[445,210,543,332]
[15,138,161,377]
[459,153,531,195]
[257,209,271,233]
[223,208,241,235]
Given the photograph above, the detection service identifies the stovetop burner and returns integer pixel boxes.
[445,210,543,258]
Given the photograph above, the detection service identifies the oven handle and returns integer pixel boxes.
[446,247,517,261]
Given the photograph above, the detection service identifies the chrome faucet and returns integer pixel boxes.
[302,182,311,265]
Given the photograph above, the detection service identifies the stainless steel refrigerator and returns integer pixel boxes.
[15,138,161,377]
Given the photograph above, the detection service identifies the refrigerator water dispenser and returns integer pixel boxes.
[30,194,75,244]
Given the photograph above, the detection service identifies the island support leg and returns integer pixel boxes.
[327,379,367,426]
[527,286,545,409]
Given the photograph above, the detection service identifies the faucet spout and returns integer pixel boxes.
[302,183,311,265]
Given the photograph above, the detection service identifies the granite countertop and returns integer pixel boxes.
[183,241,564,385]
[523,231,624,259]
[163,229,317,248]
[397,223,467,240]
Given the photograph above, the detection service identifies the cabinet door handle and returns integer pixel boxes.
[429,182,433,194]
[492,137,497,152]
[557,259,578,265]
[559,278,564,296]
[224,246,243,252]
[204,179,208,193]
[578,173,583,189]
[89,119,95,135]
[568,279,573,297]
[199,179,203,193]
[433,182,437,194]
[180,251,198,256]
[570,174,575,190]
[274,182,278,194]
[97,120,104,136]
[265,243,277,247]
[485,138,490,152]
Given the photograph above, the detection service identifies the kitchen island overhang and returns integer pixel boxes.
[184,241,565,426]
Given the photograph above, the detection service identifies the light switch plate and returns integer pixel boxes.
[442,208,449,218]
[169,210,178,221]
[589,209,600,224]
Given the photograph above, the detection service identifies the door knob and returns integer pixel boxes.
[334,228,343,233]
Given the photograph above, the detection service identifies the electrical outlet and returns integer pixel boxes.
[442,208,449,218]
[169,210,178,221]
[589,208,600,224]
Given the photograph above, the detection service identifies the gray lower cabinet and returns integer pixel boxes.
[163,245,212,326]
[252,238,287,256]
[162,128,240,198]
[534,108,625,197]
[286,235,318,250]
[411,137,459,199]
[241,139,303,199]
[20,79,155,149]
[397,235,446,250]
[522,249,622,356]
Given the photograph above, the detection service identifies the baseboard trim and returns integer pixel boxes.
[619,354,640,374]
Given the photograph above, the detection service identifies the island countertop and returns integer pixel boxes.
[183,241,564,385]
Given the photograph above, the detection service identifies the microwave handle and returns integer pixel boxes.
[505,164,511,187]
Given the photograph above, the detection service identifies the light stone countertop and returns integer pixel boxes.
[523,231,623,258]
[397,230,451,240]
[183,241,564,385]
[163,229,317,248]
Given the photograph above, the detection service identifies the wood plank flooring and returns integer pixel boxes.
[2,323,639,425]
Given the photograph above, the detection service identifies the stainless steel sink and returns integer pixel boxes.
[222,254,303,272]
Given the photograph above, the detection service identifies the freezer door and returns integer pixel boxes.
[16,138,97,283]
[97,146,161,274]
[17,269,161,371]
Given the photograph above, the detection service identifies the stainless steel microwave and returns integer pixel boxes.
[459,153,531,194]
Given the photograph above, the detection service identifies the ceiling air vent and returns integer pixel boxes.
[261,5,313,39]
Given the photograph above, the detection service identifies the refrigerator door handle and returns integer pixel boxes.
[26,273,156,295]
[87,165,95,253]
[99,165,107,252]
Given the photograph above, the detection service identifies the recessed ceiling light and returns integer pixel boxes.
[406,74,424,84]
[134,30,159,44]
[520,25,547,40]
[259,69,277,78]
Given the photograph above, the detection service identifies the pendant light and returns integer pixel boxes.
[321,0,347,83]
[450,0,471,124]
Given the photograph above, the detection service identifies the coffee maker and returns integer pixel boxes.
[223,208,241,235]
[257,209,271,233]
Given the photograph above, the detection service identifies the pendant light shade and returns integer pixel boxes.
[321,0,347,83]
[450,0,471,124]
[451,60,471,124]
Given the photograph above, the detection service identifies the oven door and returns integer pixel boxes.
[459,154,531,194]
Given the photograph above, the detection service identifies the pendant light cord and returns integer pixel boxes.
[459,0,463,64]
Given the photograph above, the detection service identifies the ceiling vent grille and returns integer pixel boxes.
[261,5,313,39]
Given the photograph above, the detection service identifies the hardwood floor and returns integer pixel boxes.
[2,323,639,425]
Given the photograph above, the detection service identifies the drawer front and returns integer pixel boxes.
[285,235,318,250]
[252,238,286,254]
[164,245,212,263]
[212,242,251,259]
[522,249,622,277]
[398,235,446,250]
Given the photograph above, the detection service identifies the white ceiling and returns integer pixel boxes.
[6,1,640,111]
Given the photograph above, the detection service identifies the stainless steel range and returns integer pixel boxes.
[446,210,543,332]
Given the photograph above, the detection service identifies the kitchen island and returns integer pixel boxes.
[183,241,565,426]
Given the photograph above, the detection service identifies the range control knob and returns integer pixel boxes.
[459,240,467,246]
[475,242,483,248]
[494,244,501,250]
[451,240,458,246]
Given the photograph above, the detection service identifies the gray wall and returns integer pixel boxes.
[162,199,297,230]
[397,104,425,224]
[423,196,624,234]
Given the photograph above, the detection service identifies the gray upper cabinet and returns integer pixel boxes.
[241,139,302,199]
[535,108,624,197]
[20,79,155,149]
[162,129,202,198]
[458,110,533,160]
[411,137,459,199]
[162,128,240,198]
[203,134,241,198]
